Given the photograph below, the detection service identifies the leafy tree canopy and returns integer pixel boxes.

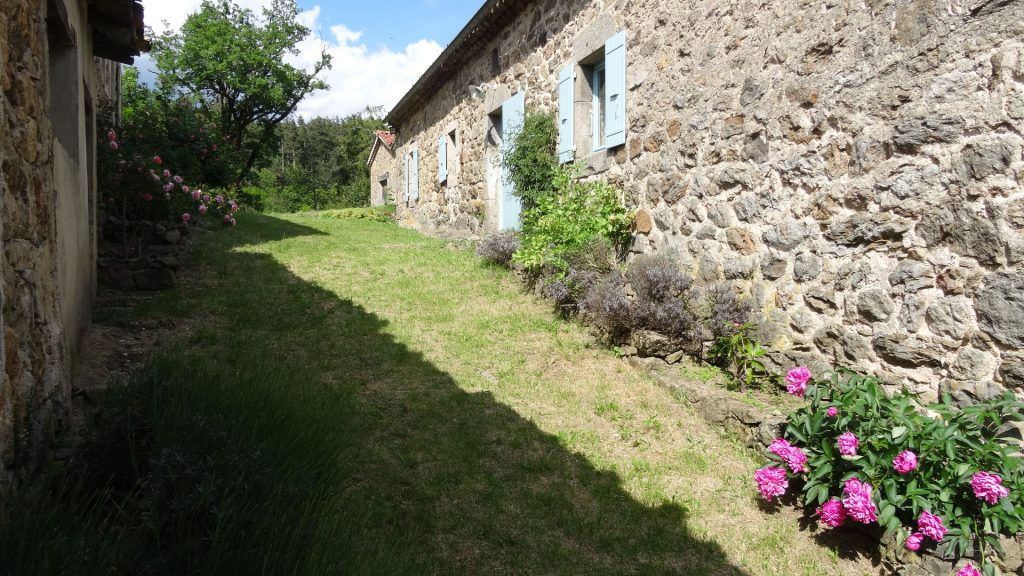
[153,0,330,187]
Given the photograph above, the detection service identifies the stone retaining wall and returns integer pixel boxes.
[389,0,1024,405]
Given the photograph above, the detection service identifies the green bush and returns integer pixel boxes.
[318,206,395,223]
[504,112,559,211]
[512,167,633,274]
[757,368,1024,573]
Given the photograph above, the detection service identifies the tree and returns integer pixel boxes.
[153,0,330,188]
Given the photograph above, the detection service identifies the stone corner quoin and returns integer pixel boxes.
[381,0,1024,406]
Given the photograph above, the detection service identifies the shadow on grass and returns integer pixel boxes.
[1,214,752,576]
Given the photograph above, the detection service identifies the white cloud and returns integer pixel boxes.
[139,2,442,120]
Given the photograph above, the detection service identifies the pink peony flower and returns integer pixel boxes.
[754,467,788,501]
[153,155,162,165]
[203,194,212,204]
[917,511,947,542]
[816,498,846,528]
[827,406,838,417]
[972,471,1010,505]
[837,432,859,456]
[198,204,208,215]
[842,478,878,524]
[182,212,191,223]
[957,564,982,576]
[768,438,809,474]
[785,366,812,397]
[108,141,118,150]
[163,169,171,178]
[163,183,174,193]
[173,175,183,184]
[182,185,190,194]
[905,532,924,551]
[893,451,918,474]
[216,194,225,205]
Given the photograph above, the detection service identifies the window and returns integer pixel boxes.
[558,30,627,163]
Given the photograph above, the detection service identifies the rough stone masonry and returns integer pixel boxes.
[387,0,1024,406]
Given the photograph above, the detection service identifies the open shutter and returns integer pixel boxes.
[558,65,575,164]
[438,134,447,183]
[604,31,626,148]
[403,153,410,202]
[411,147,419,200]
[500,92,525,230]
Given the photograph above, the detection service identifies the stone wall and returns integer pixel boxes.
[390,0,1024,404]
[0,0,119,489]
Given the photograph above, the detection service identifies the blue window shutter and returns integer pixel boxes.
[403,153,410,201]
[558,65,574,164]
[438,135,447,183]
[604,31,626,148]
[411,148,419,199]
[500,92,525,230]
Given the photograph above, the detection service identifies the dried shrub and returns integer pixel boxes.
[626,253,703,346]
[541,238,620,315]
[704,281,756,339]
[580,272,632,343]
[476,231,520,267]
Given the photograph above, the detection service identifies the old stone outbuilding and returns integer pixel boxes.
[0,0,146,489]
[386,0,1024,404]
[368,130,396,206]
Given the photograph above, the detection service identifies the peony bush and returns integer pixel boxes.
[755,368,1024,575]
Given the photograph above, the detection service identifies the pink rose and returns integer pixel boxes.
[905,532,924,551]
[153,155,162,165]
[182,185,190,194]
[893,451,918,474]
[785,366,812,397]
[198,204,208,215]
[837,432,858,456]
[173,175,183,184]
[108,141,118,150]
[107,129,117,141]
[972,471,1010,505]
[163,169,171,178]
[181,212,191,223]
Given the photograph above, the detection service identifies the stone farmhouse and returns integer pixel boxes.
[385,0,1024,403]
[368,130,396,206]
[0,0,146,488]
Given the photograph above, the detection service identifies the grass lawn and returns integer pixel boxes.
[0,213,875,575]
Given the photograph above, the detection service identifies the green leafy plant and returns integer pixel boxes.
[706,323,773,390]
[756,368,1024,573]
[512,167,633,275]
[503,111,559,211]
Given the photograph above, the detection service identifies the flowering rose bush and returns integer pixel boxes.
[99,128,239,229]
[755,368,1024,574]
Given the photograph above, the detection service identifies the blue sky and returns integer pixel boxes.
[312,1,481,54]
[140,0,484,118]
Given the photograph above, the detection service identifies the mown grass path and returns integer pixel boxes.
[99,214,875,575]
